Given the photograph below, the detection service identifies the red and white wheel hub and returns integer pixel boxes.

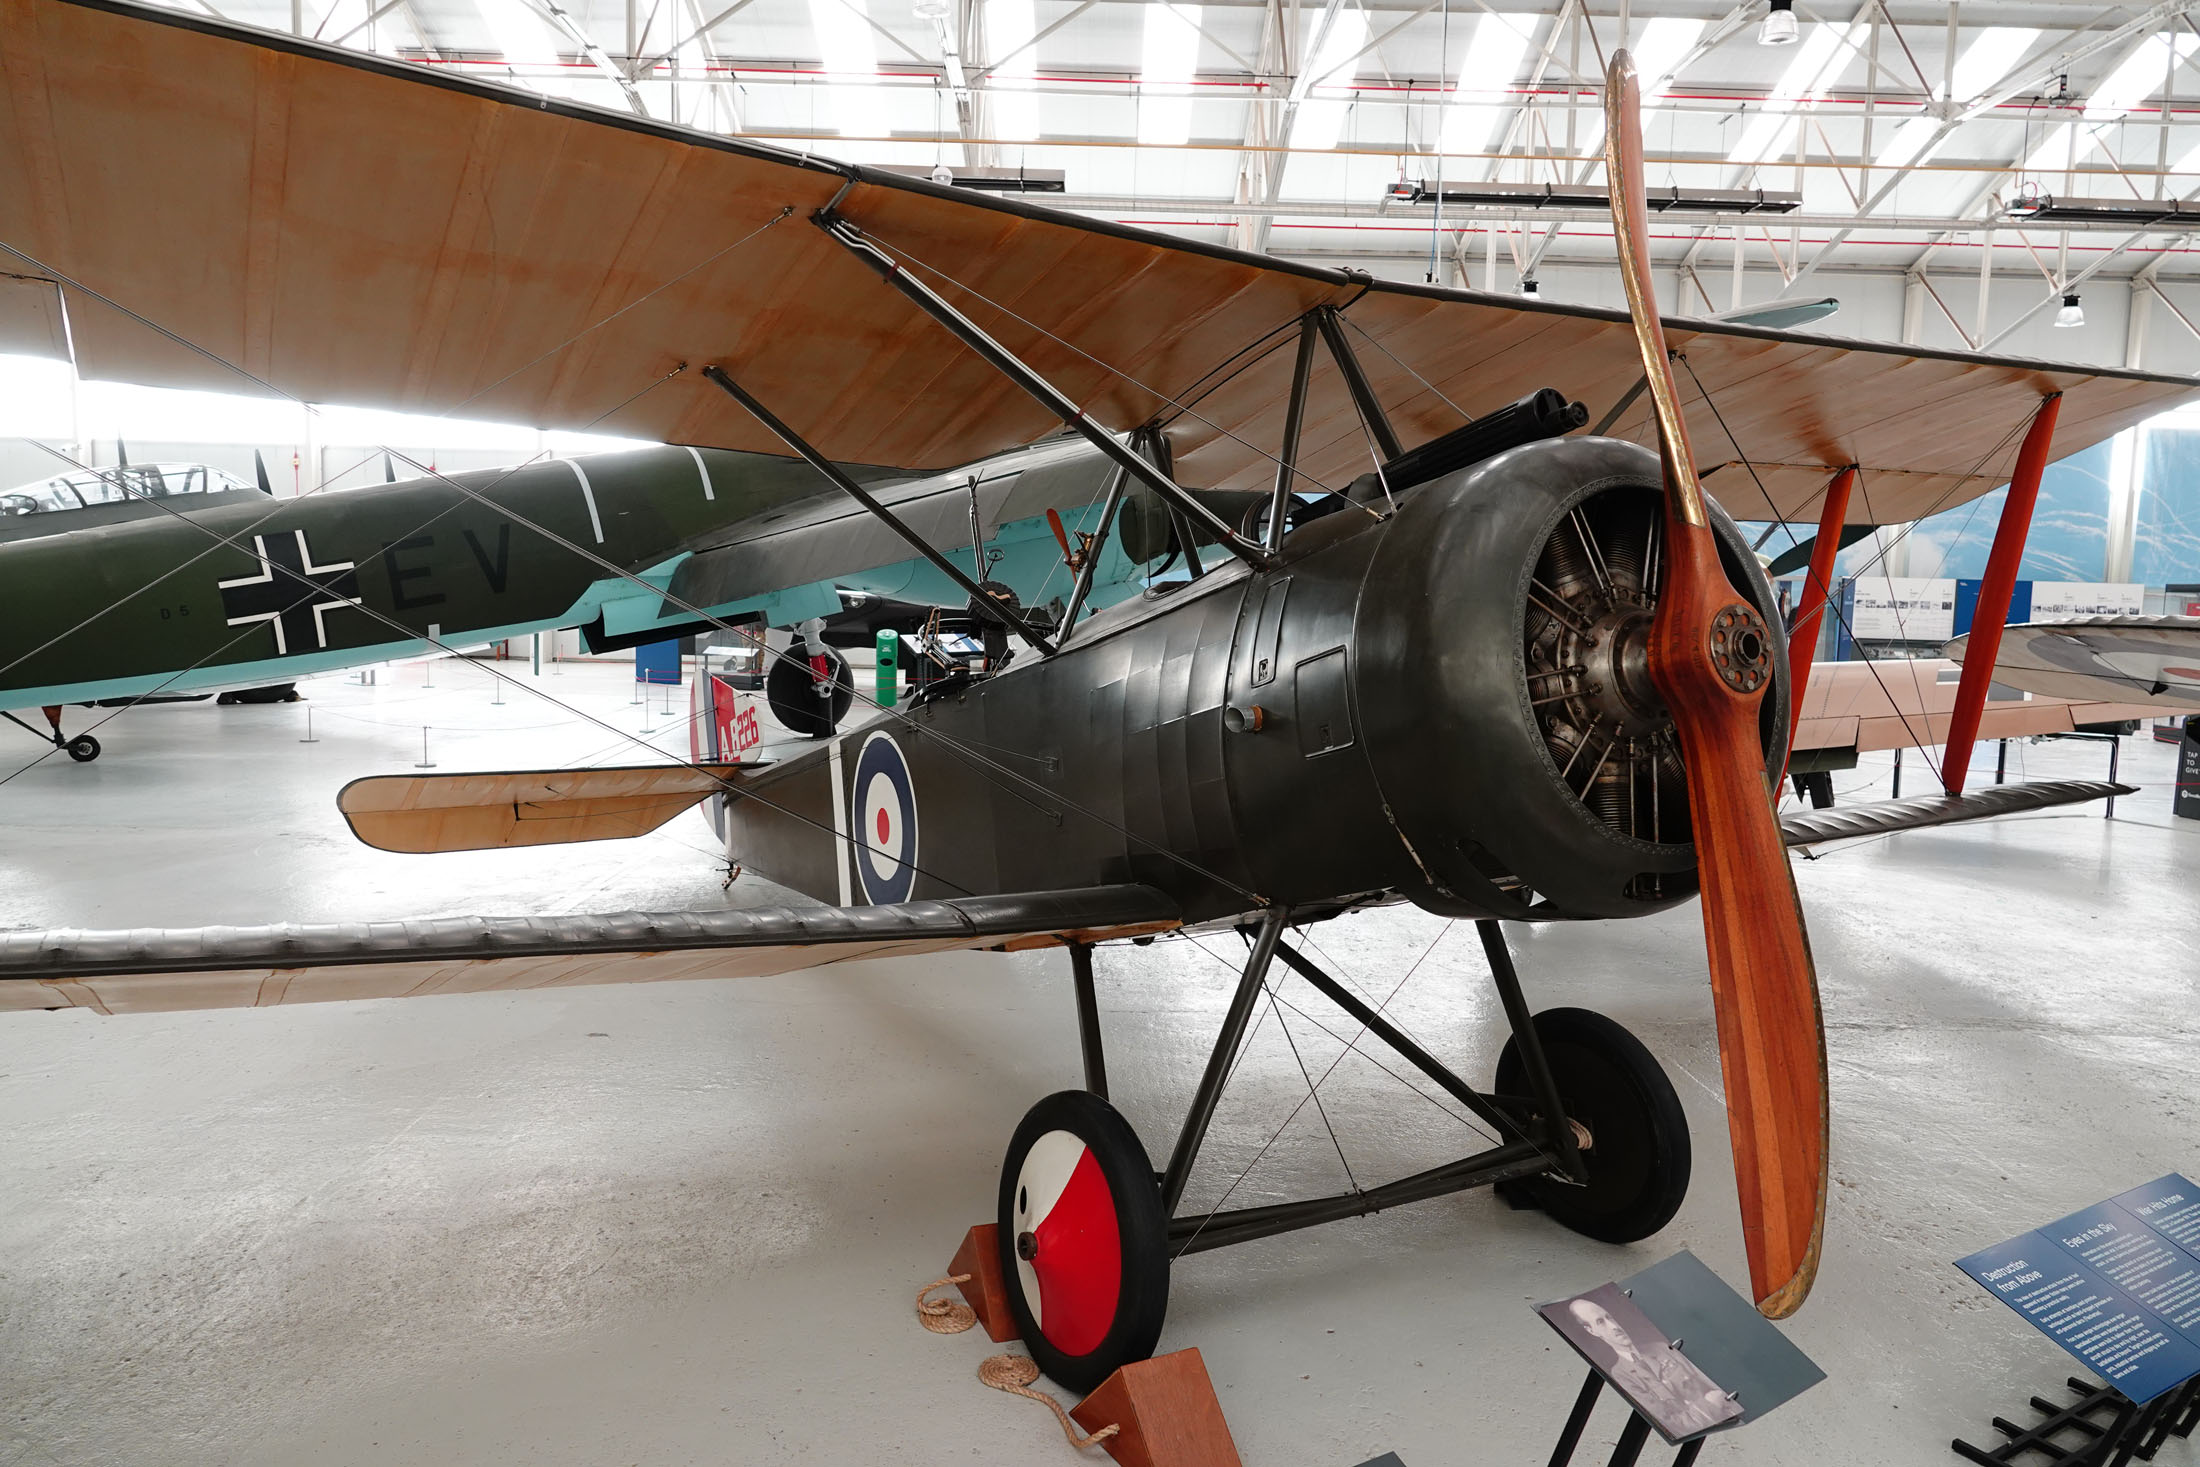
[1009,1129,1123,1357]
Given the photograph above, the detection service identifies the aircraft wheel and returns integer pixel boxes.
[1493,1007,1690,1244]
[997,1090,1169,1393]
[765,648,853,739]
[65,734,100,763]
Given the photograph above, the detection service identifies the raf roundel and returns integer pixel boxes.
[851,731,918,904]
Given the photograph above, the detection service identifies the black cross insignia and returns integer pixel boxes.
[216,531,363,656]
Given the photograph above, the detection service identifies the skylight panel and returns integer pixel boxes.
[1726,20,1861,167]
[1439,12,1536,158]
[1632,16,1703,100]
[2015,122,2074,180]
[1873,26,2039,171]
[1950,25,2038,101]
[808,0,891,137]
[1286,6,1369,154]
[478,0,569,87]
[1138,3,1203,147]
[985,0,1040,141]
[2086,31,2194,120]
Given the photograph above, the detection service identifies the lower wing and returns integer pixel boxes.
[0,886,1180,1016]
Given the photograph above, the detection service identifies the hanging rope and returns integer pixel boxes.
[913,1277,1120,1451]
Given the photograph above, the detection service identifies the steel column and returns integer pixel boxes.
[1267,315,1319,550]
[818,213,1273,568]
[1478,921,1584,1183]
[701,365,1058,654]
[1782,464,1856,783]
[1313,306,1403,461]
[1068,942,1107,1101]
[1162,909,1286,1215]
[1941,394,2062,794]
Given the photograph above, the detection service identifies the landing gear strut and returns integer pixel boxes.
[3,706,100,763]
[994,915,1692,1390]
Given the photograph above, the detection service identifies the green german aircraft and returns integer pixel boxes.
[0,436,1197,761]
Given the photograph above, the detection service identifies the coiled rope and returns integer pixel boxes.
[914,1275,1120,1452]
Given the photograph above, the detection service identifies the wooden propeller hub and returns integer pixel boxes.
[1708,604,1773,696]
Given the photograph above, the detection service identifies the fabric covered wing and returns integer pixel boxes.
[1945,618,2200,710]
[337,763,756,853]
[0,887,1181,1016]
[1779,779,2133,848]
[1789,658,2167,754]
[1,0,2192,529]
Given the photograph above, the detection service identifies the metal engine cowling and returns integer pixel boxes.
[1352,435,1788,921]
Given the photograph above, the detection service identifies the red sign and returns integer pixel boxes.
[713,676,762,759]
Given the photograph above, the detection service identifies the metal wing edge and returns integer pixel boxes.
[0,885,1181,1016]
[1778,779,2136,849]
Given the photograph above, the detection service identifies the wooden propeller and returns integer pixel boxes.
[1604,51,1830,1319]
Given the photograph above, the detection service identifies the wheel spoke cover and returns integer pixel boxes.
[1011,1130,1123,1357]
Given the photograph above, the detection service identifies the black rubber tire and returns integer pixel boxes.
[765,648,853,739]
[65,734,100,763]
[997,1090,1169,1394]
[1493,1007,1690,1244]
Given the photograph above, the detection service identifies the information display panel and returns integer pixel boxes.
[1957,1174,2200,1404]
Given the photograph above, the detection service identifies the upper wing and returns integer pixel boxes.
[1945,618,2200,709]
[0,885,1180,1016]
[3,0,2191,527]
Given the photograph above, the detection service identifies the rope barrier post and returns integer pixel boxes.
[1941,393,2061,795]
[299,706,317,744]
[415,726,435,769]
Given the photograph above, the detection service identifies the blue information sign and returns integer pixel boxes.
[1957,1174,2200,1404]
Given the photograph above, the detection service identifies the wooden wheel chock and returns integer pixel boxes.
[1072,1348,1242,1467]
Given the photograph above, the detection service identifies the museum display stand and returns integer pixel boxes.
[1544,1370,1708,1467]
[1951,1375,2200,1466]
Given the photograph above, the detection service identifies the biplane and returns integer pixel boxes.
[5,0,2198,1393]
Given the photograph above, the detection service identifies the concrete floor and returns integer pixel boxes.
[1,656,2195,1466]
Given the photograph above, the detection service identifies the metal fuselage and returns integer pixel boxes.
[0,438,1167,710]
[724,437,1788,927]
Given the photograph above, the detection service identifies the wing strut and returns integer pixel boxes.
[815,211,1277,570]
[1939,394,2061,794]
[699,365,1058,655]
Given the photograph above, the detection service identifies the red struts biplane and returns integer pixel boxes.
[3,2,2195,1388]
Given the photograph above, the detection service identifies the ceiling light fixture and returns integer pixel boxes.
[1519,276,1540,297]
[1760,0,1797,47]
[2055,292,2084,328]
